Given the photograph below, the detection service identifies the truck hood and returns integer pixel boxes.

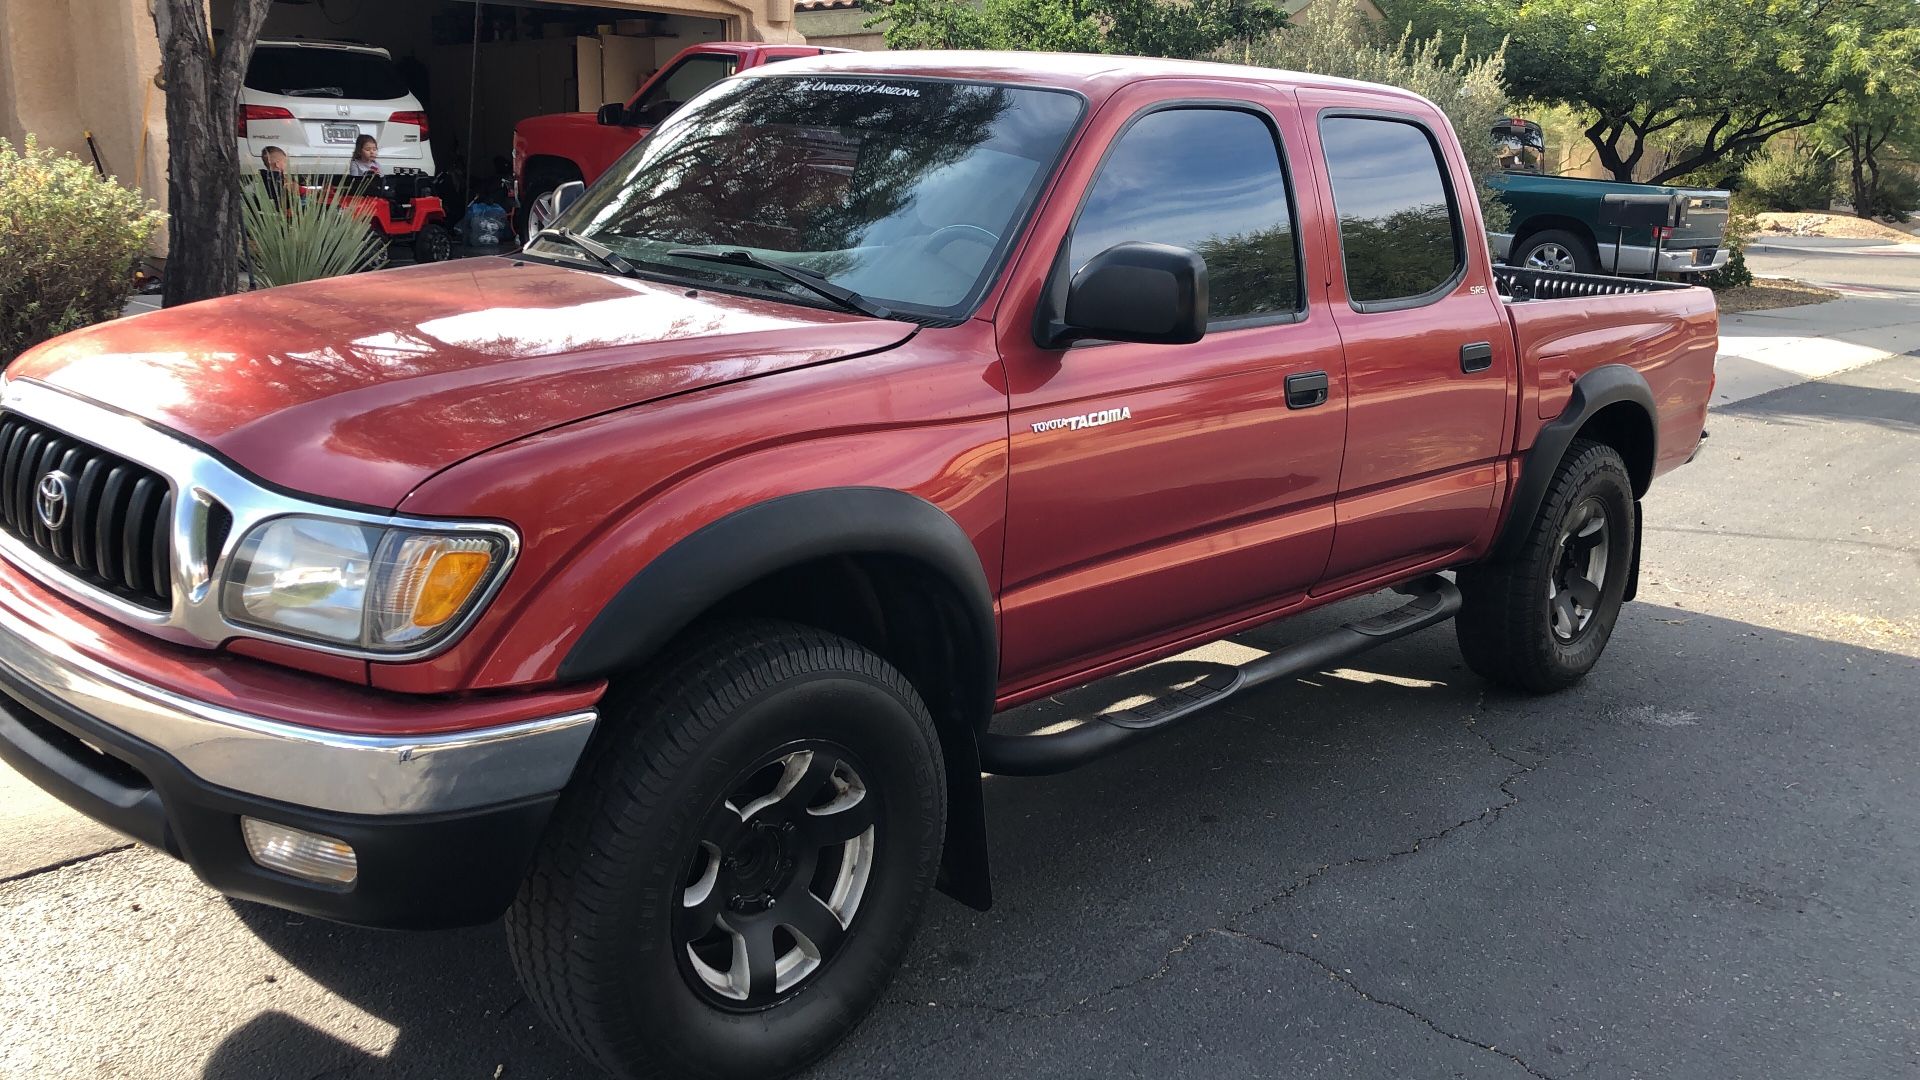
[10,258,916,508]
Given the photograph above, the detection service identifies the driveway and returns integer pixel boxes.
[9,292,1920,1078]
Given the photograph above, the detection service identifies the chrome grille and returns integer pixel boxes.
[0,413,173,611]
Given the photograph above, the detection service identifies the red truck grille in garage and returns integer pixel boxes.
[0,413,174,611]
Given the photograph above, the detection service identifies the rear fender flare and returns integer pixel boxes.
[1495,364,1656,561]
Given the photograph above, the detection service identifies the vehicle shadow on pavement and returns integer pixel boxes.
[190,598,1917,1080]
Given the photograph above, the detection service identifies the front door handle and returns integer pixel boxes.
[1285,370,1329,409]
[1460,342,1494,373]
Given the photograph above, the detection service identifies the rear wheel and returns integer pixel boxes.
[507,621,945,1080]
[1456,439,1635,691]
[1511,228,1598,275]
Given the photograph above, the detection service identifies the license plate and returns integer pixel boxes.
[322,123,360,145]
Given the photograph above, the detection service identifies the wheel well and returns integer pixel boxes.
[703,554,984,733]
[1512,215,1597,257]
[522,155,582,185]
[1575,401,1655,496]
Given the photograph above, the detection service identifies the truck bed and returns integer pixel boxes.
[1497,266,1719,481]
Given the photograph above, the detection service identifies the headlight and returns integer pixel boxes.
[222,516,513,653]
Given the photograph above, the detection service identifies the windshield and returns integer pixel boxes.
[547,75,1084,319]
[246,47,409,100]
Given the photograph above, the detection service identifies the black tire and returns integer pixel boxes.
[507,620,946,1080]
[1510,228,1598,275]
[413,222,453,263]
[1456,439,1635,692]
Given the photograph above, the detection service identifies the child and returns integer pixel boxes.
[260,145,290,203]
[348,135,381,178]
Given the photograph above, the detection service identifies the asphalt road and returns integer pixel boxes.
[1747,234,1920,294]
[6,330,1920,1077]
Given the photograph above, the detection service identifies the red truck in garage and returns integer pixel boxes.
[513,40,840,214]
[1,51,1715,1080]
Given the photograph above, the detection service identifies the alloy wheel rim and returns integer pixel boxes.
[1547,497,1610,642]
[1525,243,1576,272]
[675,744,877,1010]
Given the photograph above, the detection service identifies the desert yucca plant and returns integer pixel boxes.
[0,135,162,365]
[240,176,387,287]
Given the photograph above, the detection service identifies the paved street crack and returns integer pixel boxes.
[0,843,135,887]
[1226,929,1564,1080]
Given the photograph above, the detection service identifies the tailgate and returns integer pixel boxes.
[1672,189,1730,247]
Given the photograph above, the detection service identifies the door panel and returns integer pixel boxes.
[996,86,1347,687]
[1298,95,1515,588]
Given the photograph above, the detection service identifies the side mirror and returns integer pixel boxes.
[1043,242,1208,347]
[552,180,586,218]
[596,102,627,126]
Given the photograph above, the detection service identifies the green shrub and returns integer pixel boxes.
[1858,165,1918,224]
[1697,194,1758,289]
[1741,145,1836,212]
[0,136,162,365]
[240,176,388,288]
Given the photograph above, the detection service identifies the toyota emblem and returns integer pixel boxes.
[35,471,72,531]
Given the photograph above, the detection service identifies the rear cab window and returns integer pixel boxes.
[1318,114,1465,311]
[1068,106,1303,325]
[245,47,408,100]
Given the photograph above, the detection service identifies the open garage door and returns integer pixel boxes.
[216,0,730,204]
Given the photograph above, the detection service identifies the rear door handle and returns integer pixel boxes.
[1460,342,1494,373]
[1285,370,1329,409]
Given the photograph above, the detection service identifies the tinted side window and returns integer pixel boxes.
[635,55,738,118]
[1319,116,1462,305]
[1069,108,1300,321]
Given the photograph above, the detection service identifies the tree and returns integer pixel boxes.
[873,0,1287,58]
[150,0,272,307]
[1818,16,1920,217]
[1384,0,1916,185]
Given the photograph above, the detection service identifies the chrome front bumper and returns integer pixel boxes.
[0,596,596,817]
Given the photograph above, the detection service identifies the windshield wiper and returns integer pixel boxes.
[533,229,643,278]
[666,248,892,319]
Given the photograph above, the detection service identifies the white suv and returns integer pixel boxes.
[238,39,435,178]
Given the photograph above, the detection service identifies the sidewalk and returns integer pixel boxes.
[1713,294,1920,406]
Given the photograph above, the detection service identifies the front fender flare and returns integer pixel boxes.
[556,486,1000,910]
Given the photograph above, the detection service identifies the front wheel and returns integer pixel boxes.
[507,621,946,1080]
[1456,439,1635,692]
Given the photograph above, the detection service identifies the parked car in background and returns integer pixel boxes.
[1488,117,1730,276]
[238,39,435,179]
[512,41,839,214]
[4,53,1715,1080]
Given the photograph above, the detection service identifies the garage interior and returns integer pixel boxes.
[213,0,731,197]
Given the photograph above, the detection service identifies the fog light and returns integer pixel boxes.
[241,818,358,885]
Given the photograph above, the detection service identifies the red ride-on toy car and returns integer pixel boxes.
[337,172,453,264]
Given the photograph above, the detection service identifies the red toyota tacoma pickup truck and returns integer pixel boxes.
[513,41,839,214]
[1,52,1714,1080]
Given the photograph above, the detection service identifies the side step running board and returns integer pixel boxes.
[977,575,1462,777]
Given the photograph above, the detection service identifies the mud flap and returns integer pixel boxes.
[1624,499,1643,603]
